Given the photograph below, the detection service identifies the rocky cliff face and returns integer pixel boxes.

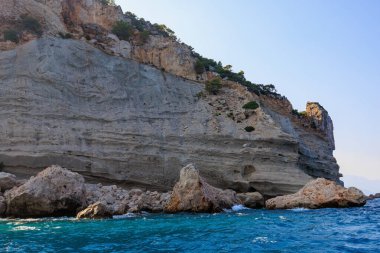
[0,0,341,197]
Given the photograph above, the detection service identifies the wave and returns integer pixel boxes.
[223,204,250,212]
[12,226,40,231]
[288,207,310,212]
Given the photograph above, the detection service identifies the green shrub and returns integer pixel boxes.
[242,101,259,110]
[112,21,132,41]
[194,59,205,75]
[139,30,150,44]
[299,111,307,117]
[292,109,299,115]
[154,24,176,39]
[126,12,146,32]
[244,126,255,132]
[0,162,4,171]
[191,53,281,98]
[3,30,19,43]
[21,16,42,36]
[205,77,222,95]
[195,91,205,99]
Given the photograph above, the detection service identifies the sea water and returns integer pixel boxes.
[1,199,379,252]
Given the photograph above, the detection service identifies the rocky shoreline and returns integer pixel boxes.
[0,165,366,219]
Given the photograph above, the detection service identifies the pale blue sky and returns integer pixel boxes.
[115,0,380,191]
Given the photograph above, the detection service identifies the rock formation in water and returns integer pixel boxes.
[0,0,342,198]
[367,193,380,200]
[237,192,265,208]
[4,165,87,218]
[76,202,113,219]
[265,178,366,209]
[164,164,239,213]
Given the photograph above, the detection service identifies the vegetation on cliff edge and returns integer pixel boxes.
[205,77,222,95]
[243,101,260,110]
[192,52,280,98]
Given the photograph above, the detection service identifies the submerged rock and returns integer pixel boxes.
[0,172,20,192]
[4,165,86,218]
[76,202,112,219]
[237,192,264,208]
[265,178,366,209]
[165,164,238,213]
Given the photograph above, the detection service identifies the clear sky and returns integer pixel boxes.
[115,0,380,193]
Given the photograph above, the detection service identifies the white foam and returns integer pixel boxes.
[113,213,138,219]
[12,226,40,231]
[289,207,310,212]
[231,204,250,212]
[252,236,277,244]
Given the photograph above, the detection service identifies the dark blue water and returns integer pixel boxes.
[1,199,379,253]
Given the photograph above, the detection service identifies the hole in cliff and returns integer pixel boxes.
[243,165,256,176]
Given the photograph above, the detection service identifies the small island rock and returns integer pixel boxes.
[165,164,238,213]
[367,193,380,200]
[265,178,366,209]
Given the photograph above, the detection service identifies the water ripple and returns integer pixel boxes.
[0,199,379,252]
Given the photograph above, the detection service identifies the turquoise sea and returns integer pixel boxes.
[1,199,379,253]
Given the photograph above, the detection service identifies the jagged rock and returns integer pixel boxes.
[84,183,129,215]
[165,164,238,213]
[0,195,6,216]
[0,172,19,192]
[237,192,264,208]
[84,183,170,215]
[265,178,366,209]
[132,35,197,80]
[306,102,335,150]
[61,0,124,31]
[4,165,86,218]
[1,0,67,36]
[76,202,112,219]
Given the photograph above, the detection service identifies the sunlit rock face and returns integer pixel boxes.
[266,178,366,209]
[0,38,340,197]
[0,0,341,197]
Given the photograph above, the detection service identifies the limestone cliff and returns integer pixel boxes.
[0,0,341,197]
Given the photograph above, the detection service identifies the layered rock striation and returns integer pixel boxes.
[0,0,342,198]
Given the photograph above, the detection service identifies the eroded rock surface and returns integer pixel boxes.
[165,164,238,213]
[0,37,339,197]
[265,178,366,209]
[0,195,6,216]
[4,165,86,218]
[0,172,19,192]
[367,193,380,200]
[237,192,264,208]
[0,0,342,198]
[76,202,112,219]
